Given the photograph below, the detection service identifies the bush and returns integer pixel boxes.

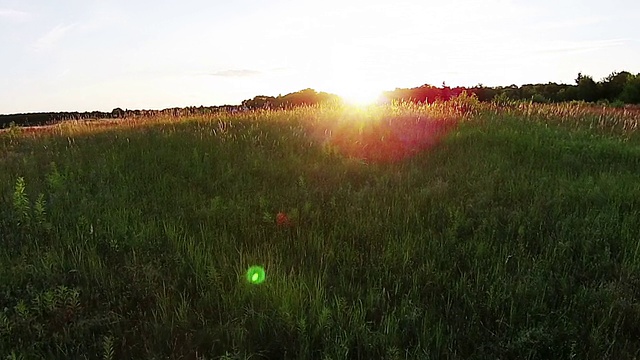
[531,94,549,104]
[611,99,625,108]
[492,92,514,106]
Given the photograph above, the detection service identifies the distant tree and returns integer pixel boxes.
[111,108,125,118]
[241,96,276,109]
[239,89,339,110]
[414,84,440,103]
[541,83,564,102]
[558,86,578,102]
[316,91,341,104]
[470,84,497,102]
[575,74,599,102]
[501,85,521,100]
[620,74,640,104]
[520,84,535,100]
[600,71,632,101]
[280,89,320,107]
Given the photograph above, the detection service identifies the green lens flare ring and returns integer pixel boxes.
[246,266,266,284]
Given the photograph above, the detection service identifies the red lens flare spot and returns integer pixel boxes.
[322,116,458,163]
[276,212,291,227]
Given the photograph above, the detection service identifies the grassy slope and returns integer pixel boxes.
[1,102,640,359]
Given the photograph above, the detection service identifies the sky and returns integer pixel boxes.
[1,0,639,114]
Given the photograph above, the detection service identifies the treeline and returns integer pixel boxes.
[1,89,342,128]
[3,70,639,128]
[239,71,640,109]
[470,71,640,104]
[240,88,341,109]
[381,71,640,105]
[0,105,245,129]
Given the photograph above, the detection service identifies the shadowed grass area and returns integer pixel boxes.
[1,101,639,359]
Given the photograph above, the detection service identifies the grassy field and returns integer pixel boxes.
[1,98,640,359]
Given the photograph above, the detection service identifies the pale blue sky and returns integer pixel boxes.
[1,0,639,113]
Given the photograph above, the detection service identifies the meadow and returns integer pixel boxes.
[1,97,640,359]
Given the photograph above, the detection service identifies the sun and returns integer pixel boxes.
[318,44,388,106]
[338,88,384,106]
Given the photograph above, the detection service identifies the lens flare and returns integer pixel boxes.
[276,212,291,227]
[246,266,266,284]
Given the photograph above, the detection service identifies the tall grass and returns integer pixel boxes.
[1,100,639,359]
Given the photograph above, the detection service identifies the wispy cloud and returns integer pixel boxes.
[537,16,607,31]
[33,23,76,51]
[535,39,627,55]
[0,8,31,22]
[210,69,261,77]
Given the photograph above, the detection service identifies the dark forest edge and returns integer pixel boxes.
[2,70,639,129]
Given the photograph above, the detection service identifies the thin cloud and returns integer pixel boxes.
[210,69,261,77]
[537,16,607,31]
[33,23,76,51]
[0,8,31,22]
[535,39,627,55]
